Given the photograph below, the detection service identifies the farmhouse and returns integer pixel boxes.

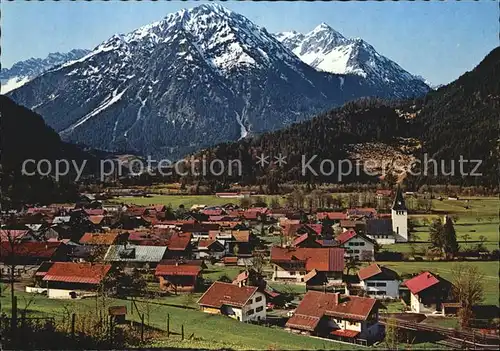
[271,247,344,284]
[154,260,203,293]
[357,263,400,299]
[285,291,383,342]
[402,271,453,314]
[198,281,266,322]
[41,262,112,299]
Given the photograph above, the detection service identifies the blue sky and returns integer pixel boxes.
[2,0,498,85]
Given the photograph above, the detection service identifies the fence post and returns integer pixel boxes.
[140,313,144,343]
[181,324,184,341]
[109,315,113,347]
[166,314,170,338]
[71,313,76,340]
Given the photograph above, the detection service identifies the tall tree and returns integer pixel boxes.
[442,216,459,258]
[429,217,444,251]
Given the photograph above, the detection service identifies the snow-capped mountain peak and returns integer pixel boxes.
[275,24,429,95]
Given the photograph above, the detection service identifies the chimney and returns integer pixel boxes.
[333,293,339,305]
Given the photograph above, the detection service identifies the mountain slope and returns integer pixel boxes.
[0,96,100,206]
[189,47,499,187]
[8,4,426,159]
[275,24,430,98]
[1,49,90,93]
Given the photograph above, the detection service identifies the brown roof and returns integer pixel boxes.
[155,264,201,276]
[43,262,111,284]
[358,263,383,281]
[286,291,380,331]
[79,232,121,245]
[358,263,399,281]
[0,242,62,259]
[198,281,258,308]
[271,247,345,272]
[232,230,250,242]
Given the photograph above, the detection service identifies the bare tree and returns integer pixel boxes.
[452,264,484,328]
[384,317,400,350]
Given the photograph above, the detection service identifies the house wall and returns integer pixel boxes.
[241,291,267,322]
[272,264,306,283]
[410,292,422,313]
[342,238,374,260]
[360,279,400,299]
[47,288,97,299]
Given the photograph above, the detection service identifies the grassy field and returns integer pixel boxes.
[110,194,283,208]
[376,261,499,306]
[0,291,359,350]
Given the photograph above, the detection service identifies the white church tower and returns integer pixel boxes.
[391,186,408,242]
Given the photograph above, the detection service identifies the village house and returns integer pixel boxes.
[194,239,225,260]
[285,291,383,343]
[270,247,344,285]
[104,244,167,270]
[154,259,204,293]
[356,263,400,299]
[334,229,375,261]
[402,271,453,314]
[198,281,266,322]
[0,242,69,279]
[39,262,112,299]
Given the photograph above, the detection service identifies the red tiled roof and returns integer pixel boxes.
[198,281,258,308]
[357,263,383,281]
[317,212,348,221]
[223,257,238,263]
[88,215,105,225]
[307,224,322,235]
[0,242,62,259]
[166,232,191,250]
[347,208,377,217]
[286,314,321,331]
[335,229,357,245]
[293,233,310,247]
[43,262,111,284]
[155,264,201,276]
[286,291,379,331]
[271,247,344,272]
[330,329,360,338]
[198,239,219,249]
[202,209,224,216]
[403,271,440,294]
[84,209,105,216]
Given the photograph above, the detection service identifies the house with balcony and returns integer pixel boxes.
[285,291,383,342]
[198,281,266,322]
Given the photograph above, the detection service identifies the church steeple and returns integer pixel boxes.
[392,186,407,211]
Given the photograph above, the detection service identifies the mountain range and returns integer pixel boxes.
[190,47,499,188]
[1,49,90,93]
[6,4,430,159]
[275,24,430,97]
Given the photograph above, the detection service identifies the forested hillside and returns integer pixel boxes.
[0,96,99,207]
[188,47,499,189]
